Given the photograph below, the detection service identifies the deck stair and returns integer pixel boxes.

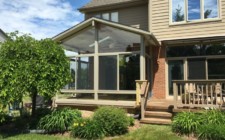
[140,99,174,125]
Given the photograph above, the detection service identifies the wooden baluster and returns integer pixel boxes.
[180,84,183,105]
[206,84,208,105]
[191,83,195,105]
[215,83,218,106]
[196,85,200,105]
[184,84,187,105]
[210,84,213,105]
[188,86,191,105]
[201,85,204,105]
[173,82,178,109]
[220,83,222,106]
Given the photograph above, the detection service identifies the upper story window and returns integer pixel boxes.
[171,0,219,24]
[94,12,119,22]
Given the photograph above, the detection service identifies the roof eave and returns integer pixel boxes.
[0,29,8,39]
[78,0,148,13]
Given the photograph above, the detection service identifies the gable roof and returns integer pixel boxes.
[79,0,147,12]
[52,17,159,46]
[0,29,7,42]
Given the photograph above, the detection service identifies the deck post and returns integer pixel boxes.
[173,82,178,109]
[135,80,148,106]
[94,21,99,100]
[136,81,141,106]
[141,95,145,119]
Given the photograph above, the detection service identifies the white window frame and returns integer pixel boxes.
[170,0,221,25]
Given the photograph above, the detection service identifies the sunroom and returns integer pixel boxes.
[53,18,158,108]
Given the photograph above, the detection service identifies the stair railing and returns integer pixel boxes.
[136,80,150,120]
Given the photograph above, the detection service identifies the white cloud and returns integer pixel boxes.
[189,8,200,14]
[204,0,219,18]
[0,0,83,39]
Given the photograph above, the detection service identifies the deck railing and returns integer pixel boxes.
[135,80,150,119]
[173,80,225,109]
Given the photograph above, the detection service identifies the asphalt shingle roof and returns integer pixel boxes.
[79,0,144,10]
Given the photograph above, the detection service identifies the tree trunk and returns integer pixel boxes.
[32,91,37,117]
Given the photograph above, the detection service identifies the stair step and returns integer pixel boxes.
[140,118,172,125]
[145,111,172,118]
[146,105,173,112]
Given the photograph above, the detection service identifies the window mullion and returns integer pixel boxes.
[201,0,204,20]
[117,54,120,91]
[185,0,188,22]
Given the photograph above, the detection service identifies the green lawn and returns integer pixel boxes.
[0,125,183,140]
[0,134,73,140]
[113,125,184,140]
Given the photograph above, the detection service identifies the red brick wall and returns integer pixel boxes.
[151,45,166,99]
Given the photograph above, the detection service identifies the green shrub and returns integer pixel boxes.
[0,110,6,124]
[172,112,201,135]
[14,117,30,130]
[71,118,105,139]
[38,108,81,133]
[29,108,52,129]
[93,106,129,136]
[197,124,225,140]
[202,109,225,125]
[128,116,135,126]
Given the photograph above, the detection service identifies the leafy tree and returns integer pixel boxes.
[174,5,184,22]
[204,9,212,19]
[0,32,71,116]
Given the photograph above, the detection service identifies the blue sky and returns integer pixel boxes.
[0,0,91,39]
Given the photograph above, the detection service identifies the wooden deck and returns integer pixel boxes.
[55,99,137,108]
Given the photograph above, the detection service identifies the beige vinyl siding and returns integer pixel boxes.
[85,5,148,31]
[150,0,225,42]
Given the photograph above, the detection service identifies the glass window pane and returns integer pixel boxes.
[167,44,202,57]
[94,14,101,18]
[111,12,119,22]
[188,58,206,79]
[64,58,76,90]
[167,43,225,58]
[119,54,140,90]
[172,0,185,22]
[205,43,225,55]
[102,13,109,20]
[168,60,184,95]
[62,27,95,54]
[98,24,141,53]
[99,56,117,90]
[204,0,219,19]
[70,58,76,89]
[208,59,225,79]
[77,57,94,90]
[188,0,201,21]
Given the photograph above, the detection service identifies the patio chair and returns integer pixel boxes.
[213,83,225,106]
[184,83,196,104]
[185,83,203,104]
